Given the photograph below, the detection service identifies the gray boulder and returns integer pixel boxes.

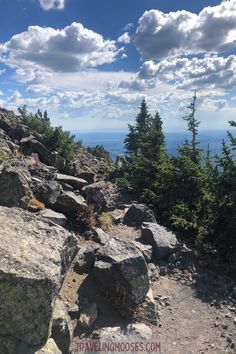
[141,222,180,260]
[40,209,67,227]
[73,243,99,274]
[83,181,115,212]
[28,339,62,354]
[123,204,156,227]
[93,237,149,312]
[0,162,32,207]
[34,180,61,206]
[132,241,153,263]
[56,173,88,190]
[51,299,73,354]
[0,207,77,346]
[54,191,86,216]
[20,137,65,171]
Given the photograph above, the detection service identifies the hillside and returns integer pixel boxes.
[0,107,235,354]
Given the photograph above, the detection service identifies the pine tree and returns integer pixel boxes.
[142,111,165,160]
[183,91,200,163]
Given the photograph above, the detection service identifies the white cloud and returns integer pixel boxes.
[118,32,131,44]
[122,23,134,31]
[201,98,228,112]
[136,1,236,59]
[39,0,65,10]
[0,23,119,82]
[137,55,236,90]
[121,53,127,59]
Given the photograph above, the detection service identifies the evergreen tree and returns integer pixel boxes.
[142,111,165,160]
[182,91,200,163]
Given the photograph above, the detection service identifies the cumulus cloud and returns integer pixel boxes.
[0,23,119,82]
[136,1,236,59]
[137,55,236,89]
[201,98,228,111]
[117,32,131,44]
[39,0,65,10]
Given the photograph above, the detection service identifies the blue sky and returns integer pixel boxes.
[0,0,236,132]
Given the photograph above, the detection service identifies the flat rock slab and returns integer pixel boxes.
[54,191,87,215]
[40,208,67,227]
[0,207,77,346]
[56,173,88,189]
[141,222,180,260]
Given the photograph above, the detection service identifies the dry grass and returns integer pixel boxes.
[78,203,96,228]
[28,198,45,210]
[98,212,113,232]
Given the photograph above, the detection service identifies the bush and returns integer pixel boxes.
[98,212,113,231]
[0,148,11,161]
[87,145,110,160]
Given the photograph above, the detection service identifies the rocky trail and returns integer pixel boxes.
[0,107,235,354]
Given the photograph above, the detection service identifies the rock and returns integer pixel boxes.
[78,302,98,329]
[141,222,180,260]
[0,206,77,346]
[92,227,110,245]
[83,181,115,212]
[20,137,65,171]
[54,191,87,216]
[232,286,236,299]
[134,288,157,326]
[40,208,67,226]
[56,173,88,190]
[108,209,125,224]
[73,243,99,274]
[51,299,73,354]
[0,161,32,207]
[9,124,31,141]
[35,180,61,206]
[0,108,17,133]
[93,237,149,312]
[96,322,152,341]
[123,204,156,227]
[77,171,95,184]
[148,263,160,281]
[28,338,62,354]
[132,241,153,263]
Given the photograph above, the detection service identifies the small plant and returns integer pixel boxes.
[0,148,11,161]
[78,203,96,228]
[98,212,113,231]
[28,198,45,210]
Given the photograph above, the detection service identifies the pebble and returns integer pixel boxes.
[214,321,220,327]
[233,318,236,325]
[225,313,232,319]
[222,324,228,330]
[226,337,232,344]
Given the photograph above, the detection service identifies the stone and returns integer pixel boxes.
[134,288,158,326]
[77,171,95,184]
[78,302,98,329]
[93,237,149,311]
[51,299,73,354]
[141,222,180,260]
[132,241,153,263]
[56,173,88,190]
[108,209,125,225]
[73,243,99,274]
[40,209,67,226]
[35,180,61,206]
[54,191,87,216]
[0,162,32,208]
[83,181,115,212]
[96,323,152,342]
[28,338,62,354]
[92,227,110,245]
[20,137,65,170]
[0,206,77,346]
[123,204,156,227]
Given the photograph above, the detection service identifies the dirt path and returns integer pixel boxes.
[59,225,236,354]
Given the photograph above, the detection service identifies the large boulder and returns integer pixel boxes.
[33,180,61,206]
[20,137,65,171]
[56,173,88,190]
[141,222,180,260]
[83,181,116,212]
[28,339,62,354]
[93,237,149,312]
[123,204,156,227]
[54,191,87,216]
[0,161,32,207]
[0,207,77,346]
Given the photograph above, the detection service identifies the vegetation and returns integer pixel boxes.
[113,96,236,271]
[28,198,45,210]
[0,148,11,161]
[18,106,78,161]
[98,212,113,231]
[87,144,111,161]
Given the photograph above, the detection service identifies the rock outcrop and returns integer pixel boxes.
[0,207,77,346]
[123,203,156,227]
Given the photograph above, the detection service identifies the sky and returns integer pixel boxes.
[1,0,236,132]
